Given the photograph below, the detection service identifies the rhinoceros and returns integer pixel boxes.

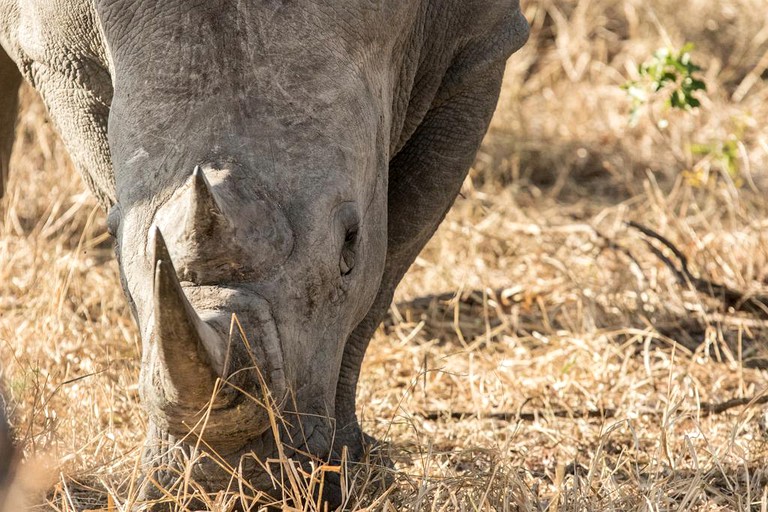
[0,395,12,503]
[0,0,529,506]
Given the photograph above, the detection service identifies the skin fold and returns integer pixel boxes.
[0,0,529,508]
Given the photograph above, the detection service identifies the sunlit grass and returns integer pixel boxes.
[2,0,768,509]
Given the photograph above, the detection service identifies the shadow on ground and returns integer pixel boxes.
[389,286,768,371]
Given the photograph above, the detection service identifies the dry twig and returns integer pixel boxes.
[420,389,768,423]
[627,221,768,317]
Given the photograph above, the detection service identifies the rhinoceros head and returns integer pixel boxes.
[98,1,396,499]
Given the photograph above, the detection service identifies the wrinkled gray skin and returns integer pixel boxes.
[0,0,528,507]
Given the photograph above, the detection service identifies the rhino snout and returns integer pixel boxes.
[140,227,286,452]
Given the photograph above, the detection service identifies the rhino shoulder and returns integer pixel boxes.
[4,0,111,96]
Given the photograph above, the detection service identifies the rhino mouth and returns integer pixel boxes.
[141,228,287,450]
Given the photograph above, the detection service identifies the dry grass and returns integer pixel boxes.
[2,0,768,509]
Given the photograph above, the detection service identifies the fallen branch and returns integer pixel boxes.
[697,392,768,415]
[420,408,615,422]
[419,390,768,423]
[392,286,527,317]
[627,221,768,318]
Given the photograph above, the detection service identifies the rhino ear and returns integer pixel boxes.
[185,166,230,240]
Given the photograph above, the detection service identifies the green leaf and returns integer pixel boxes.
[681,42,696,53]
[690,79,706,91]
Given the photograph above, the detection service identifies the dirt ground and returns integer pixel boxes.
[2,0,768,510]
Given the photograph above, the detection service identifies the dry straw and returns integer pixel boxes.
[2,0,768,509]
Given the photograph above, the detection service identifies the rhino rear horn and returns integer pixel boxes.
[186,166,229,239]
[152,226,225,407]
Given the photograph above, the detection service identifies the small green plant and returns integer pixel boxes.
[622,44,744,188]
[686,135,743,188]
[623,43,707,125]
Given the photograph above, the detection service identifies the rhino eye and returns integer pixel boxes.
[340,226,358,276]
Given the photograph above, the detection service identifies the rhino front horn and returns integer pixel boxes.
[151,226,225,407]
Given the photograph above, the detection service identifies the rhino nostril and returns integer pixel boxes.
[193,292,287,405]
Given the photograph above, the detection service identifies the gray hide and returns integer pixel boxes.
[0,0,529,507]
[0,394,12,506]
